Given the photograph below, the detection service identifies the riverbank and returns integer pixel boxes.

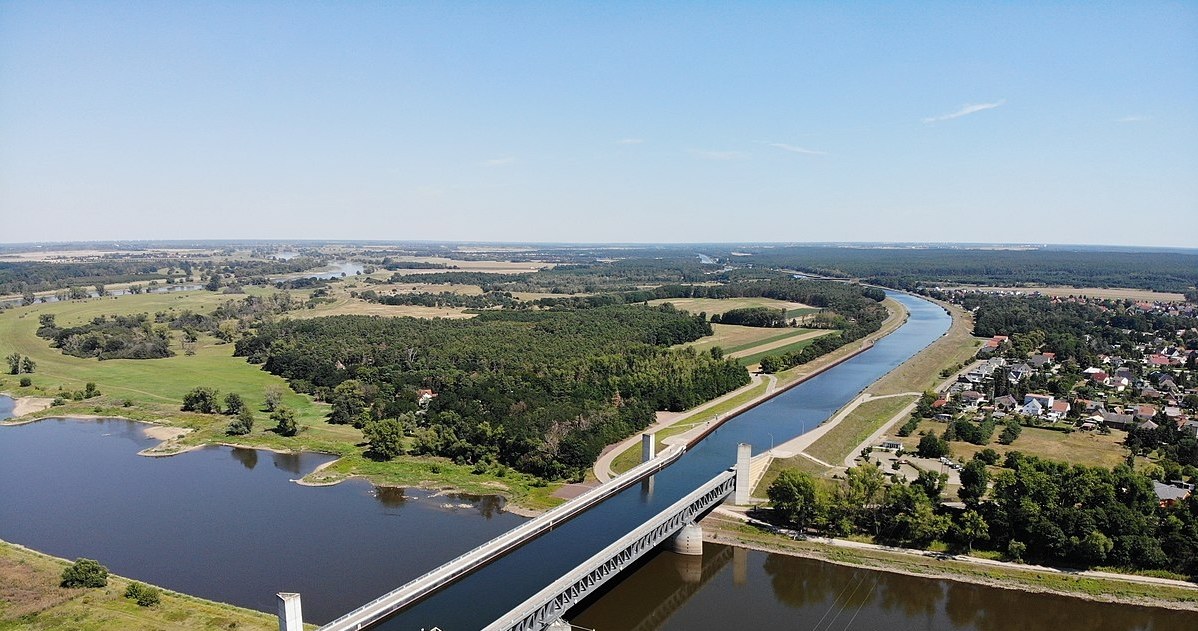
[0,539,296,630]
[599,297,912,479]
[700,512,1198,611]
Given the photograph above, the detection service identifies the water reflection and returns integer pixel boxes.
[230,447,258,470]
[375,486,409,509]
[271,451,303,474]
[571,544,1194,631]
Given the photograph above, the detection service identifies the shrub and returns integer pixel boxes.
[19,377,32,387]
[60,558,108,588]
[124,582,161,606]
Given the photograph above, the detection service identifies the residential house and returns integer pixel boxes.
[994,395,1018,411]
[1135,404,1158,421]
[1102,411,1135,431]
[1152,481,1194,508]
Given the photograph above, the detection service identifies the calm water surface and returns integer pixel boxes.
[571,545,1194,631]
[0,418,524,622]
[0,395,13,419]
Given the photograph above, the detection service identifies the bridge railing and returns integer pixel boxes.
[318,442,686,631]
[481,468,737,631]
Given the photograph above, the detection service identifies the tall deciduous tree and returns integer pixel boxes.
[767,470,823,531]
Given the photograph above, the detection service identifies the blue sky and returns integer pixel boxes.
[2,1,1195,246]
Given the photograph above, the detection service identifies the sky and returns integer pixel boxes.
[1,1,1196,246]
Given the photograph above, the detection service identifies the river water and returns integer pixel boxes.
[1,295,1192,629]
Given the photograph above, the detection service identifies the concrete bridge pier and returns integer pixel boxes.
[640,433,657,495]
[546,619,572,630]
[732,443,752,505]
[277,593,303,631]
[670,521,704,556]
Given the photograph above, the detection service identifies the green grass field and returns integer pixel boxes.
[647,297,809,317]
[805,395,918,466]
[0,290,565,510]
[898,423,1131,469]
[0,540,289,631]
[735,335,826,367]
[609,379,769,475]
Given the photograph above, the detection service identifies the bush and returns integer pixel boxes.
[124,582,161,606]
[182,386,220,414]
[19,377,32,387]
[60,558,108,588]
[974,448,1000,465]
[227,407,255,436]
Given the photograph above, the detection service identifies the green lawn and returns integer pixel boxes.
[0,540,289,631]
[736,335,829,367]
[0,290,564,510]
[609,380,769,475]
[805,395,918,466]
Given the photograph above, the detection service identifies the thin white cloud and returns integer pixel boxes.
[481,156,516,167]
[764,142,826,156]
[1115,115,1150,123]
[922,100,1006,124]
[692,149,748,161]
[616,138,644,145]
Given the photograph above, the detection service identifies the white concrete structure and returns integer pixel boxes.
[733,442,752,505]
[641,432,656,462]
[277,593,303,631]
[670,522,704,556]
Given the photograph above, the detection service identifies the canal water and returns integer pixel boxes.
[1,294,1191,629]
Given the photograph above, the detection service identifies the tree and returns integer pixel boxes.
[264,386,283,412]
[20,356,35,374]
[272,406,298,436]
[842,463,886,536]
[916,432,949,458]
[227,407,254,435]
[182,386,221,414]
[913,469,947,502]
[998,419,1022,445]
[767,469,823,531]
[223,392,246,416]
[958,459,989,504]
[6,353,20,375]
[955,509,989,553]
[363,417,406,460]
[974,448,1000,465]
[125,582,161,606]
[60,558,108,588]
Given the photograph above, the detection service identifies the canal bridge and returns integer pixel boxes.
[279,439,755,631]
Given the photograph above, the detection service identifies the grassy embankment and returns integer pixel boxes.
[0,290,560,510]
[0,540,292,631]
[702,514,1198,609]
[762,298,981,485]
[609,379,770,475]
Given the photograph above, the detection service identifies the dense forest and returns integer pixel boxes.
[737,246,1198,293]
[236,305,749,478]
[710,306,788,327]
[0,256,327,297]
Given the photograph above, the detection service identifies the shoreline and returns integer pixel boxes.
[0,392,55,417]
[701,515,1198,612]
[0,413,541,517]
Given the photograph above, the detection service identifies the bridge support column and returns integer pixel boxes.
[546,619,572,630]
[641,433,656,462]
[277,593,303,631]
[670,521,704,556]
[733,442,752,505]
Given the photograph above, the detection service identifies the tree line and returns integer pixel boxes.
[768,452,1198,576]
[235,304,750,479]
